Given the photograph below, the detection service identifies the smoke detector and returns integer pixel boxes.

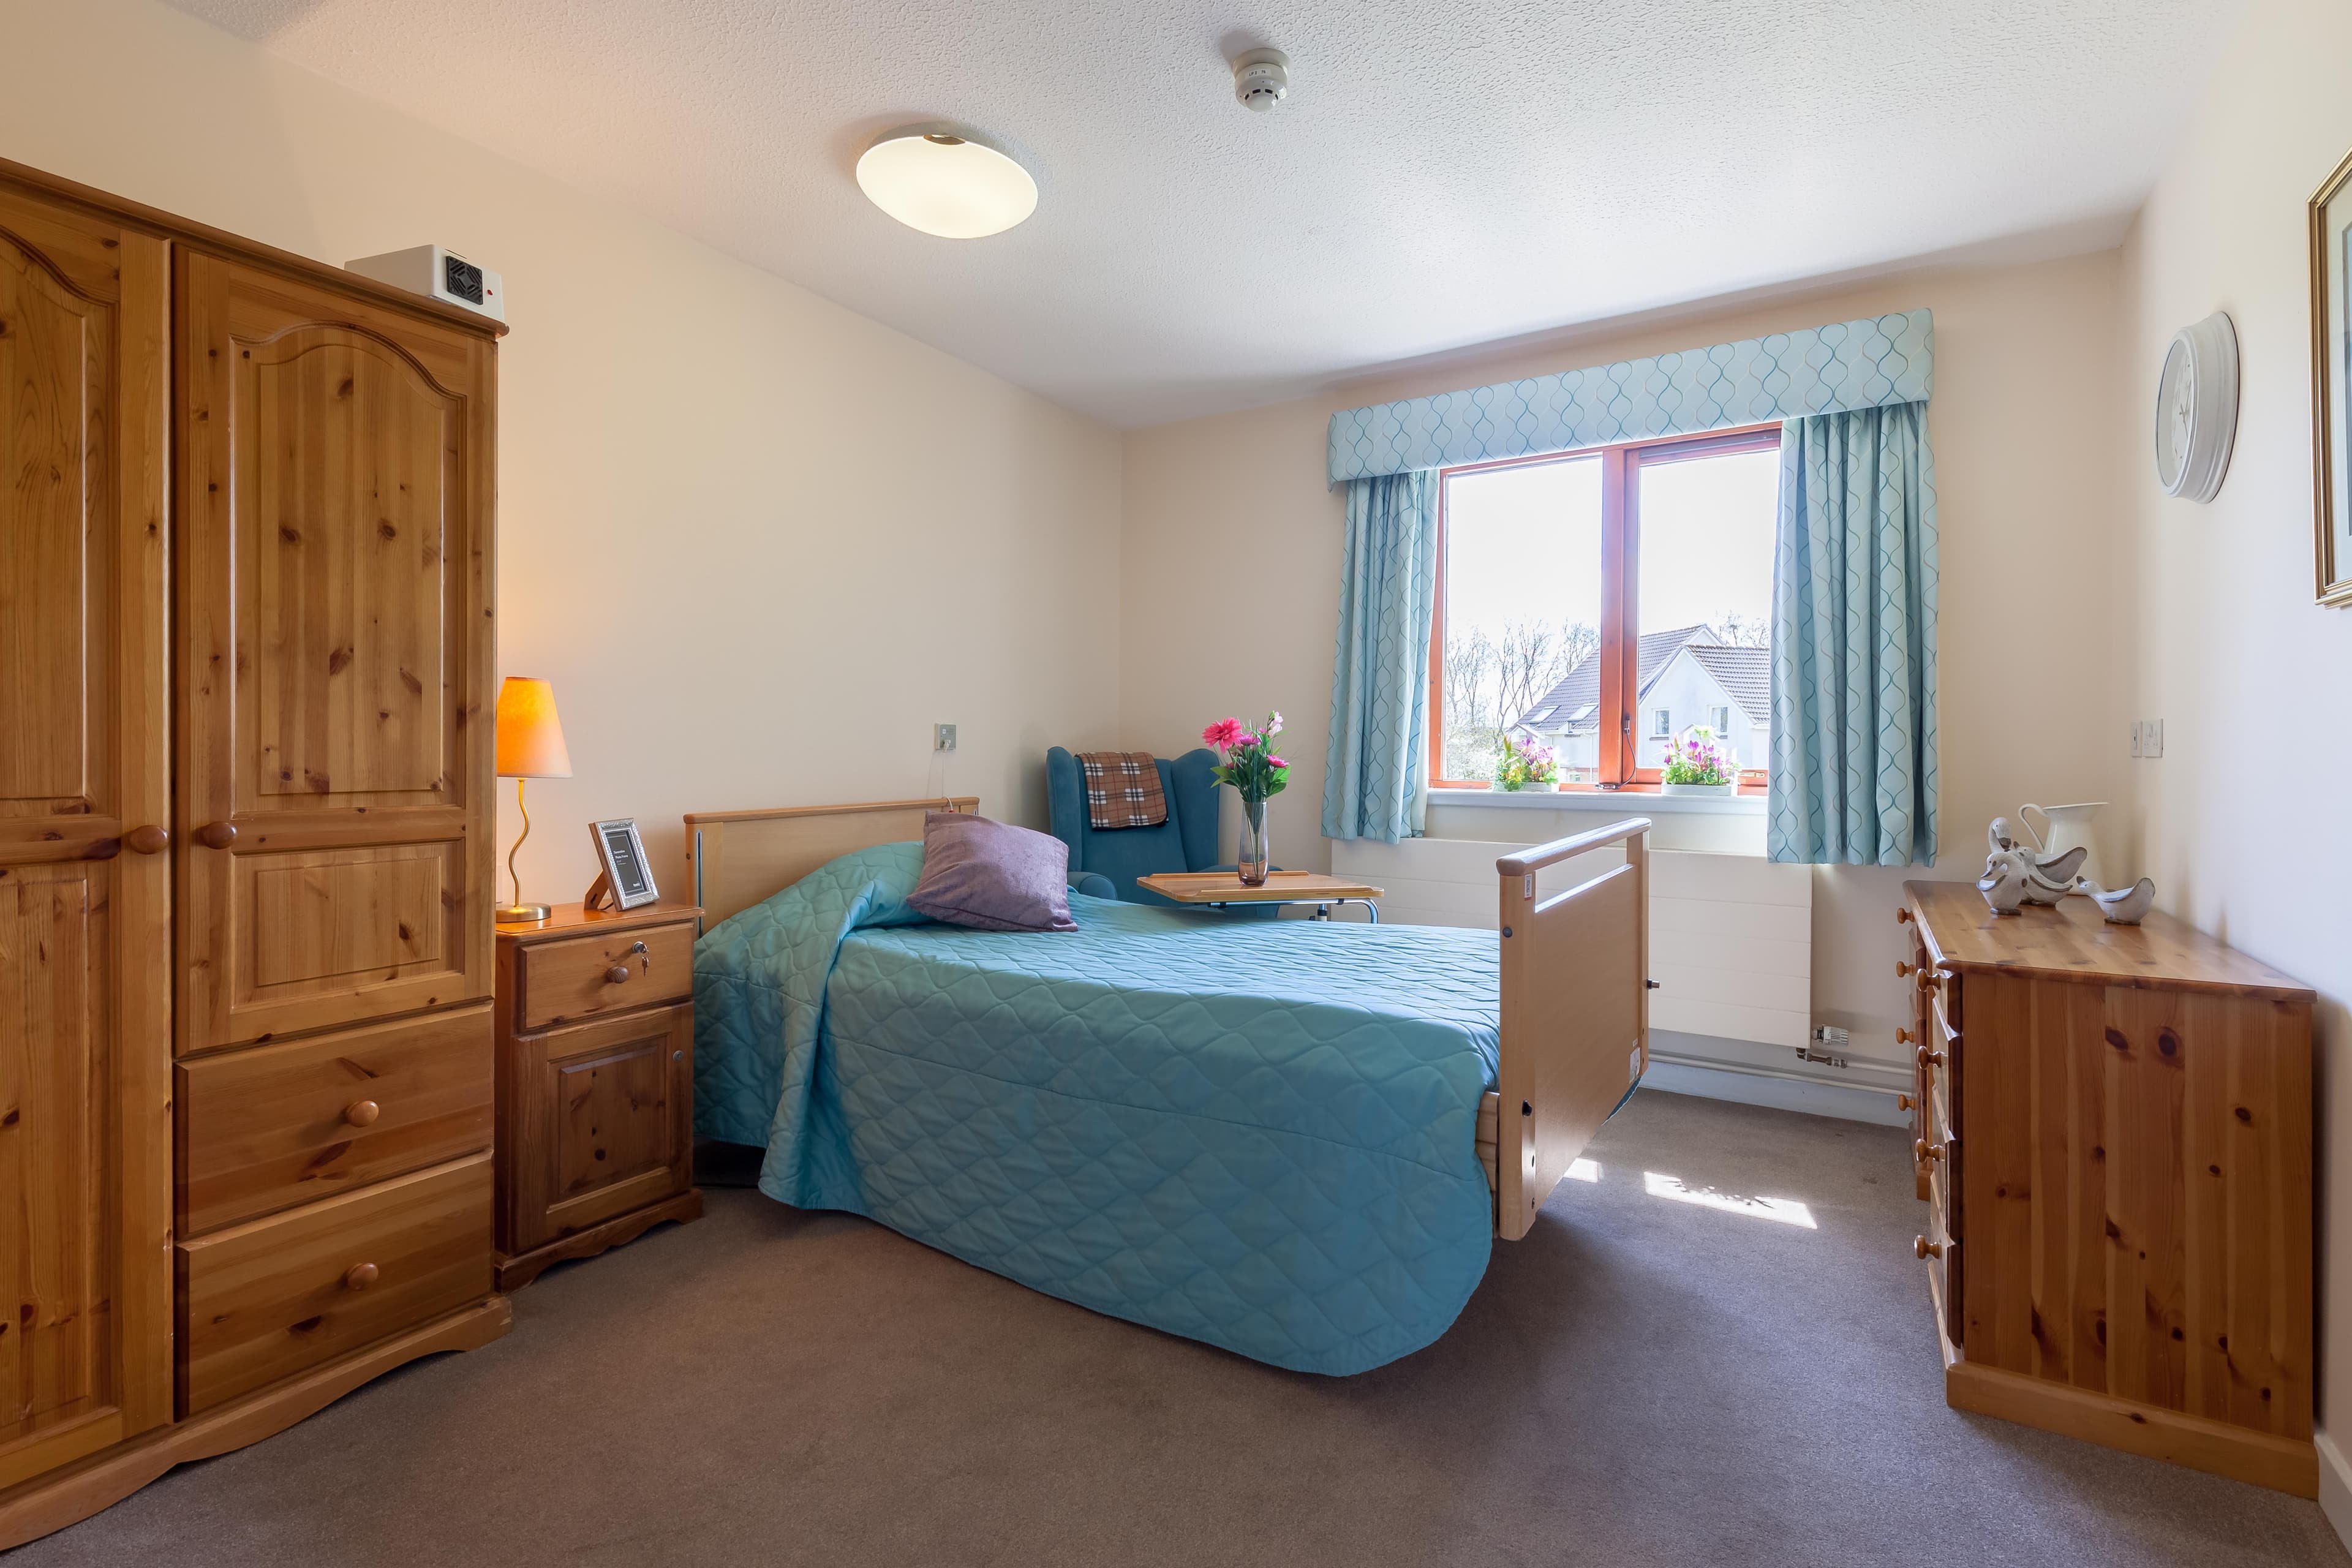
[1232,48,1289,111]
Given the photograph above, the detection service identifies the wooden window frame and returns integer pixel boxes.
[1428,423,1782,793]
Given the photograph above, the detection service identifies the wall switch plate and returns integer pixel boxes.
[2143,718,2163,758]
[934,723,958,753]
[2131,721,2144,758]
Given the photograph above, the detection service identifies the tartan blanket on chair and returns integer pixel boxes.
[1077,752,1169,829]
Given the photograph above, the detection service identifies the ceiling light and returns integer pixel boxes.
[855,128,1036,239]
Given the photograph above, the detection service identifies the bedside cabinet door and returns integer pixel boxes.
[505,1004,692,1253]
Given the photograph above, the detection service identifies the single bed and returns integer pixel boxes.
[686,797,1651,1374]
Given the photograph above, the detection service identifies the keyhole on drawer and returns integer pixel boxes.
[629,939,649,975]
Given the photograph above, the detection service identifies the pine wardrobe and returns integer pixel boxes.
[0,157,507,1548]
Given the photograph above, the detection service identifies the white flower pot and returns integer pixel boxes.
[1660,782,1736,797]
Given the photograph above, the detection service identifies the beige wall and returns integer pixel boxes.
[2114,0,2352,1514]
[2,0,1124,899]
[1122,251,2132,1055]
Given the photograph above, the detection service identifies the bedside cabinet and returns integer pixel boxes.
[492,901,705,1289]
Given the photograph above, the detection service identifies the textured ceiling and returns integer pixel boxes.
[166,0,2239,426]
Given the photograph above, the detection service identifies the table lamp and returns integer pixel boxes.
[494,676,573,922]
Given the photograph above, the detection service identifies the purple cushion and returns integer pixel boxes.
[907,812,1077,933]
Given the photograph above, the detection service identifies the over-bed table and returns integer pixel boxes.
[686,797,1651,1373]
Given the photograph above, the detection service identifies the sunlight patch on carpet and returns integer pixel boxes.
[1642,1171,1816,1229]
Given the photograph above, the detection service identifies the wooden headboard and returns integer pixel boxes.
[683,797,979,929]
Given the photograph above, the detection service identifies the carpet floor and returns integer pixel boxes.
[13,1090,2346,1567]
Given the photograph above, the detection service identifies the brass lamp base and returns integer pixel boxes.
[497,776,552,925]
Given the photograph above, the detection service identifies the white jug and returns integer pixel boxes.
[2018,802,2105,889]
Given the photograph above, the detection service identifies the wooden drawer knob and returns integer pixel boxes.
[194,820,237,850]
[606,965,631,984]
[124,824,170,854]
[1896,960,1913,978]
[1914,1235,1942,1261]
[344,1099,380,1128]
[1915,1046,1947,1070]
[1896,1093,1915,1112]
[344,1262,379,1291]
[1896,907,1914,925]
[1895,1027,1915,1045]
[1915,1138,1945,1164]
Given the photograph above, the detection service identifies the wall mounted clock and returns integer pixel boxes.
[2154,311,2239,503]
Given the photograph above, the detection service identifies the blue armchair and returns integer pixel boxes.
[1046,747,1276,916]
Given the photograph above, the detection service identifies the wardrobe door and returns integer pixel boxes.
[0,190,173,1486]
[177,252,495,1055]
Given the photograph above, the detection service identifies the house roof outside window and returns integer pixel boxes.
[1684,642,1771,728]
[1516,624,1775,737]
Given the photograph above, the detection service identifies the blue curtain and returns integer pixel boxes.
[1768,403,1939,865]
[1322,470,1439,843]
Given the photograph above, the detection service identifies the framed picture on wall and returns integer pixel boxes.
[587,818,661,911]
[2309,146,2352,605]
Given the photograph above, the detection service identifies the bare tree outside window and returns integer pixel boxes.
[1708,610,1772,649]
[1442,616,1594,781]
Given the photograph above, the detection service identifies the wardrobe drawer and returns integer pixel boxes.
[514,922,694,1031]
[178,1005,493,1235]
[177,1155,492,1415]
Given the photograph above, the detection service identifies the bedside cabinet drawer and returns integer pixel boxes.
[178,1005,494,1235]
[178,1155,492,1415]
[514,921,695,1031]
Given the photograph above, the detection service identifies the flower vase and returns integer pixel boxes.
[1237,799,1270,886]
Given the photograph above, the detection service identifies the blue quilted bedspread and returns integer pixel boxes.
[693,843,1505,1376]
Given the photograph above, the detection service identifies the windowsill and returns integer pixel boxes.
[1428,787,1767,817]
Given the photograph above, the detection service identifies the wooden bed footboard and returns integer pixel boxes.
[1491,818,1652,1241]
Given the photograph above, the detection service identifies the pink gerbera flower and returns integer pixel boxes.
[1201,717,1244,750]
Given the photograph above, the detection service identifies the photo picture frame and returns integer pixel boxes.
[586,818,661,911]
[2308,145,2352,605]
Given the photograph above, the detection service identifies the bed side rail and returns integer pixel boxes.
[1494,818,1651,1241]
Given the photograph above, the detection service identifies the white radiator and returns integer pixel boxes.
[1331,836,1812,1049]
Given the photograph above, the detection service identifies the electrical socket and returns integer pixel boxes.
[934,723,958,753]
[2143,718,2163,758]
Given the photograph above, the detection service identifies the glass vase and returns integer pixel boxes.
[1237,799,1270,886]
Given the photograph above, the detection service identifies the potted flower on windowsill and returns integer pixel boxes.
[1661,727,1736,796]
[1202,711,1289,886]
[1495,733,1560,793]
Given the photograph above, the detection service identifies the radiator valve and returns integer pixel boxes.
[1795,1025,1850,1070]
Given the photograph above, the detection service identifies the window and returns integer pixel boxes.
[1429,426,1780,791]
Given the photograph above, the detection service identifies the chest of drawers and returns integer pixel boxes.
[1902,881,2315,1495]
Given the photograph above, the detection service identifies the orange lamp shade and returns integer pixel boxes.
[494,677,573,779]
